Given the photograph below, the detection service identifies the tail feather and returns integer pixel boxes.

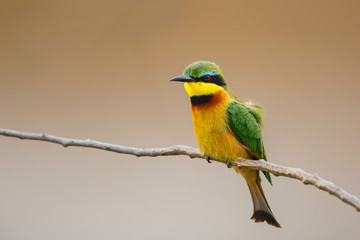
[247,178,281,228]
[251,210,281,228]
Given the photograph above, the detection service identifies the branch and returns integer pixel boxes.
[1,128,359,212]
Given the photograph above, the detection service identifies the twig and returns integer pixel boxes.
[0,128,359,212]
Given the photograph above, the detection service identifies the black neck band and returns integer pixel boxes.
[190,94,213,105]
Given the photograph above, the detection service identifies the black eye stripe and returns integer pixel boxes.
[196,74,226,86]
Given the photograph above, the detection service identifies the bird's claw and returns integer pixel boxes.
[205,156,212,163]
[226,161,232,168]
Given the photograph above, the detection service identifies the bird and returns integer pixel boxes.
[170,61,281,228]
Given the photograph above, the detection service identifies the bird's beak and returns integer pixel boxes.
[169,75,195,82]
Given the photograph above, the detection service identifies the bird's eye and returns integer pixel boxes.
[203,75,211,81]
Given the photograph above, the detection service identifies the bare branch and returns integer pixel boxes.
[1,128,359,212]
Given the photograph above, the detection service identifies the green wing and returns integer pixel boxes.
[226,101,272,184]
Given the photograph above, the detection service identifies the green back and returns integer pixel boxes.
[226,101,272,184]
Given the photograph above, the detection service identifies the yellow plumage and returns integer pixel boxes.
[185,82,258,182]
[188,85,249,162]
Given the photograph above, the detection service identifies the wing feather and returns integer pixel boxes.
[226,101,272,184]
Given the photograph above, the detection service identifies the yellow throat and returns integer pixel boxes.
[184,82,223,97]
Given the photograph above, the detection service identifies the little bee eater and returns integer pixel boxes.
[170,61,281,228]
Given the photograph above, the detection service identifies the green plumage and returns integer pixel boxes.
[184,61,224,78]
[226,101,272,184]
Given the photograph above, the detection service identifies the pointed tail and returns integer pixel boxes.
[247,177,281,228]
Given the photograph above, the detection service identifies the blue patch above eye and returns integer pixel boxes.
[200,72,216,77]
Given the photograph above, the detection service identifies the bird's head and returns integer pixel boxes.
[170,61,226,97]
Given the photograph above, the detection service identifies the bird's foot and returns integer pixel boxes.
[226,161,232,168]
[205,156,212,163]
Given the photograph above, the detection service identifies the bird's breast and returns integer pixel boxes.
[190,90,249,162]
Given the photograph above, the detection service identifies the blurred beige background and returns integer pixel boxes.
[1,0,359,239]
